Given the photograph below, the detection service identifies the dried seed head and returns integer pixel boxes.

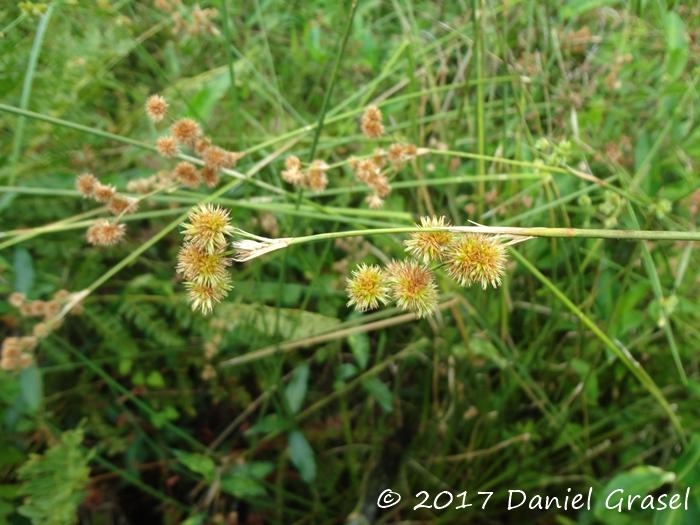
[156,135,179,157]
[200,165,220,188]
[387,142,417,167]
[9,292,25,308]
[386,259,438,318]
[93,183,117,203]
[86,219,127,246]
[361,105,385,139]
[173,161,200,188]
[107,194,138,216]
[145,94,169,123]
[285,155,301,171]
[202,146,243,171]
[346,263,391,312]
[403,215,454,263]
[306,160,329,192]
[76,173,98,197]
[366,194,384,209]
[176,243,231,285]
[445,234,507,289]
[181,203,234,253]
[171,118,201,147]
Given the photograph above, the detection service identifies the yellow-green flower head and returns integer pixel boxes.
[176,243,231,285]
[386,259,438,318]
[445,234,507,289]
[184,277,233,315]
[403,215,454,263]
[346,263,390,312]
[181,203,235,253]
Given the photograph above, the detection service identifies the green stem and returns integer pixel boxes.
[306,0,358,162]
[283,225,700,246]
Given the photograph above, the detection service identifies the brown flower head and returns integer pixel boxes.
[361,105,385,139]
[108,194,138,216]
[145,94,168,123]
[93,183,117,203]
[76,173,98,197]
[156,135,179,158]
[306,160,329,192]
[86,219,126,246]
[171,118,201,147]
[174,161,200,188]
[184,278,232,315]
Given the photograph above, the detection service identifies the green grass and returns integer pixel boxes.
[1,1,699,524]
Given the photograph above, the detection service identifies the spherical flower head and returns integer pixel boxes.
[9,292,25,308]
[386,260,438,318]
[156,135,179,158]
[361,105,385,139]
[202,146,243,171]
[445,234,507,289]
[366,194,384,209]
[145,94,168,123]
[403,215,454,263]
[93,183,117,203]
[185,277,233,315]
[174,161,200,188]
[346,263,390,312]
[86,220,126,246]
[305,160,329,192]
[107,194,138,216]
[200,165,220,188]
[176,243,231,285]
[181,203,234,253]
[76,173,98,197]
[171,118,201,147]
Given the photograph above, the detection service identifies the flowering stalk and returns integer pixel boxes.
[233,225,700,262]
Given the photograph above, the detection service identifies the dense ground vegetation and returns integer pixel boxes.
[1,1,699,524]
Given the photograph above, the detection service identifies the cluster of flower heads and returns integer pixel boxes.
[281,156,329,192]
[176,204,235,315]
[76,173,138,246]
[145,94,245,191]
[279,105,419,208]
[153,1,220,38]
[346,216,509,318]
[2,290,84,371]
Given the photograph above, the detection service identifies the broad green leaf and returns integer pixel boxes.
[664,12,688,80]
[288,430,316,483]
[220,462,274,500]
[284,363,309,415]
[595,466,676,525]
[13,248,34,295]
[19,365,42,413]
[173,450,215,482]
[348,332,370,369]
[145,370,165,389]
[361,377,393,413]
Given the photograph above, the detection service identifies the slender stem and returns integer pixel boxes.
[282,225,700,246]
[9,4,53,185]
[306,0,359,162]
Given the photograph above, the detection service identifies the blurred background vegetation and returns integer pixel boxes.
[1,1,699,524]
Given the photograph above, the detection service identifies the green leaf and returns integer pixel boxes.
[220,462,274,500]
[348,332,370,369]
[13,247,34,295]
[361,377,393,413]
[173,450,215,482]
[287,430,316,483]
[595,466,676,525]
[654,436,700,525]
[664,11,688,80]
[19,365,42,413]
[284,363,309,415]
[145,370,165,389]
